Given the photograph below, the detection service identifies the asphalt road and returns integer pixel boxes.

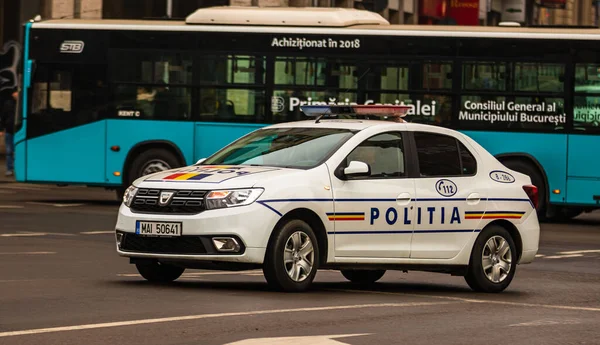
[1,182,599,345]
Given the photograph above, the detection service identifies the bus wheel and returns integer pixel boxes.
[502,160,546,219]
[117,148,181,201]
[547,206,583,222]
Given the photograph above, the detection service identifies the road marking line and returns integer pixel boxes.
[0,279,42,283]
[328,289,600,312]
[27,202,85,207]
[0,301,457,338]
[509,318,581,327]
[0,252,55,255]
[544,254,584,259]
[225,334,371,345]
[80,231,114,235]
[535,254,545,258]
[0,232,75,237]
[0,233,47,237]
[558,249,600,255]
[0,205,24,209]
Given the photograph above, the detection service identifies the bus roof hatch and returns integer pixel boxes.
[185,6,390,27]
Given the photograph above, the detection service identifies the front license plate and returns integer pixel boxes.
[135,221,182,237]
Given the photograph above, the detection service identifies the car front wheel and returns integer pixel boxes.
[263,219,319,292]
[465,225,517,293]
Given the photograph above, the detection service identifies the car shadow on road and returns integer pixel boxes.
[105,279,528,299]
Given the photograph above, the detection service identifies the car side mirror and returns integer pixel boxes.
[344,161,370,177]
[196,158,206,165]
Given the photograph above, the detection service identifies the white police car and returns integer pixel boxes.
[115,105,539,293]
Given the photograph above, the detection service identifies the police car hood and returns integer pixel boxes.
[134,165,299,189]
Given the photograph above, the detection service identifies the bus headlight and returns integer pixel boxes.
[123,185,138,207]
[205,188,264,210]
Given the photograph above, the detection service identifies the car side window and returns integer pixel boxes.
[414,132,477,177]
[346,132,406,179]
[458,141,477,175]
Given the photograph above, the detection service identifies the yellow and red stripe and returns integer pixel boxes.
[465,211,525,220]
[163,172,196,180]
[327,212,365,221]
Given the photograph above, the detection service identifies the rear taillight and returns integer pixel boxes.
[523,185,538,209]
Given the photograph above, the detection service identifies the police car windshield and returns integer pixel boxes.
[202,127,355,169]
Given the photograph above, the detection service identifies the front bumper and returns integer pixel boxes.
[114,201,280,264]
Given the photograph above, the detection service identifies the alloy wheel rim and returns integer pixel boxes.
[284,231,314,282]
[141,160,171,176]
[482,235,512,283]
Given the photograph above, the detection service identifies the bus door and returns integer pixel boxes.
[25,63,107,184]
[567,95,600,206]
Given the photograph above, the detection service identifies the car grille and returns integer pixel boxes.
[130,189,207,214]
[119,233,207,255]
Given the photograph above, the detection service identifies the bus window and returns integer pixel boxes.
[198,88,265,122]
[574,95,600,132]
[331,60,358,90]
[198,55,265,85]
[31,68,72,114]
[462,62,506,91]
[27,64,110,138]
[274,57,358,89]
[379,65,409,91]
[114,85,192,120]
[575,63,600,92]
[274,57,327,86]
[514,63,564,93]
[421,61,452,90]
[362,62,409,92]
[110,50,193,85]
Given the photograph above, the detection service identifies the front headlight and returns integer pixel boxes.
[205,188,264,210]
[123,185,138,207]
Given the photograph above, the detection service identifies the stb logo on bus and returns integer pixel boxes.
[60,41,85,54]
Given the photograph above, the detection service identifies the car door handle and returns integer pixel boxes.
[396,192,412,205]
[467,193,481,205]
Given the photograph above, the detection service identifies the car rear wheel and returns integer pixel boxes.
[135,261,185,283]
[465,225,517,293]
[341,269,386,285]
[263,219,319,292]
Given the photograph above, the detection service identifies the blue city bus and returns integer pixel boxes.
[15,6,600,221]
